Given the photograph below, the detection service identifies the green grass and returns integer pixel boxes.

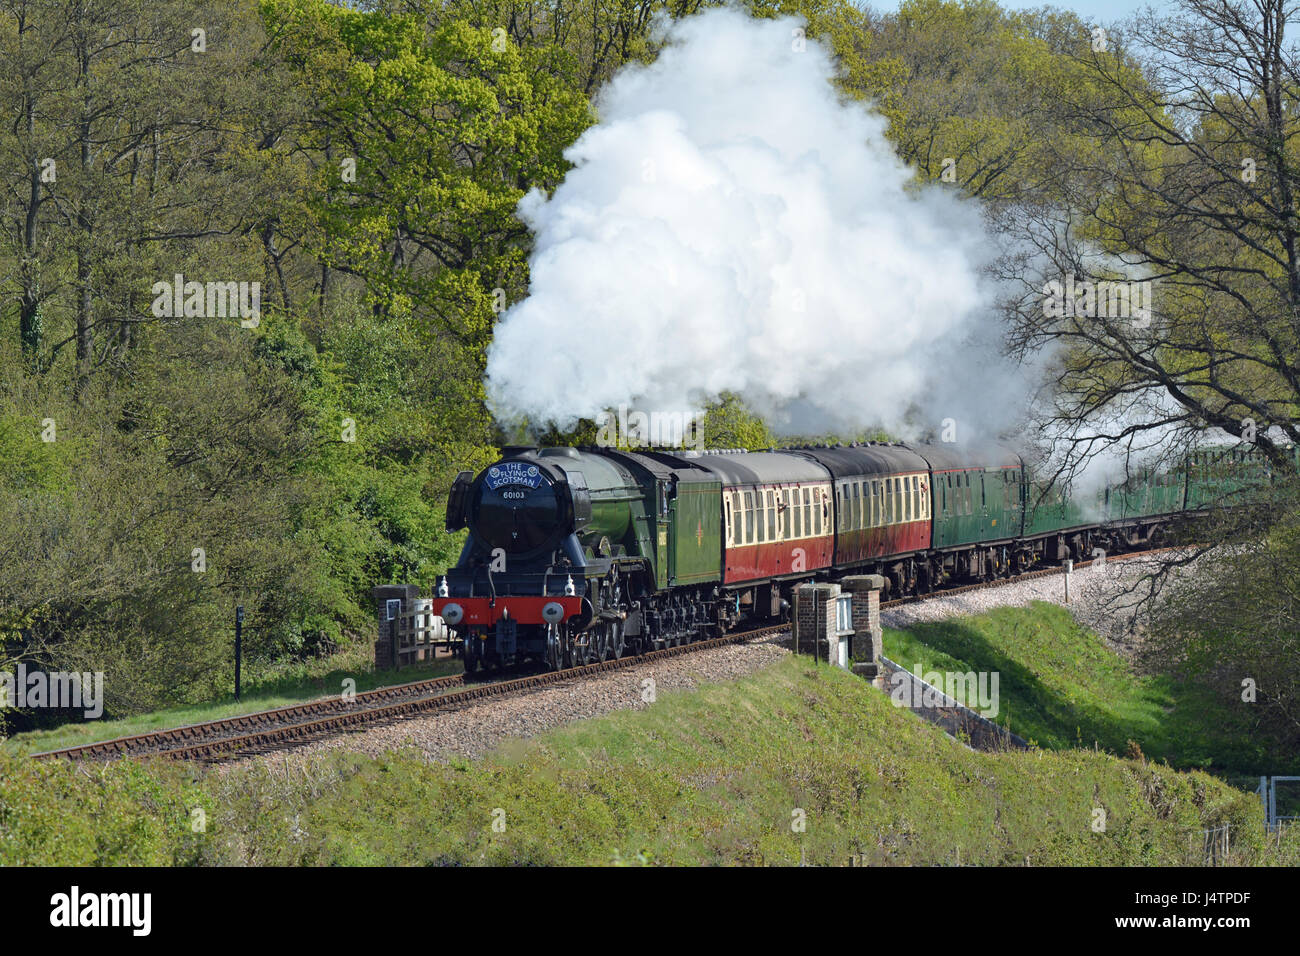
[877,601,1291,776]
[3,654,1295,865]
[2,644,463,754]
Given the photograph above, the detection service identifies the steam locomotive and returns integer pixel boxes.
[431,441,1271,671]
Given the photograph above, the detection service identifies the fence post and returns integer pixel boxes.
[234,605,244,701]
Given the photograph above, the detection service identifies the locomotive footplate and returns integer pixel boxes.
[432,595,585,628]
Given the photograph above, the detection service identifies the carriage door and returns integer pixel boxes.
[980,469,993,539]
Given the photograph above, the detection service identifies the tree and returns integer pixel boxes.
[832,0,1137,201]
[992,0,1300,759]
[998,0,1300,479]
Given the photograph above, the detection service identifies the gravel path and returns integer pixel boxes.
[236,635,791,768]
[881,552,1195,657]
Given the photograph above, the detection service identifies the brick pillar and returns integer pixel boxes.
[372,584,421,670]
[841,574,885,684]
[793,582,840,662]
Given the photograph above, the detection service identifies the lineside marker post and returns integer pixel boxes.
[1064,560,1073,603]
[234,605,244,701]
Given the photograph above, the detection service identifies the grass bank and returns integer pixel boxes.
[878,601,1290,776]
[2,655,1293,865]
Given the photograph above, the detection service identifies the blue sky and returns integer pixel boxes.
[885,0,1174,24]
[997,0,1169,21]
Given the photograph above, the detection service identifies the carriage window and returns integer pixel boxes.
[766,491,776,540]
[848,482,857,530]
[744,492,754,543]
[724,497,732,546]
[791,490,802,537]
[803,487,812,532]
[817,490,825,535]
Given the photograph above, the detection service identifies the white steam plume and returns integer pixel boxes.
[486,7,1015,438]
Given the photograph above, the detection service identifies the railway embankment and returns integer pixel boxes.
[2,652,1294,865]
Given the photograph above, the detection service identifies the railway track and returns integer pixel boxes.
[32,624,789,764]
[31,545,1180,765]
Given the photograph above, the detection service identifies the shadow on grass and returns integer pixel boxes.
[879,608,1293,777]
